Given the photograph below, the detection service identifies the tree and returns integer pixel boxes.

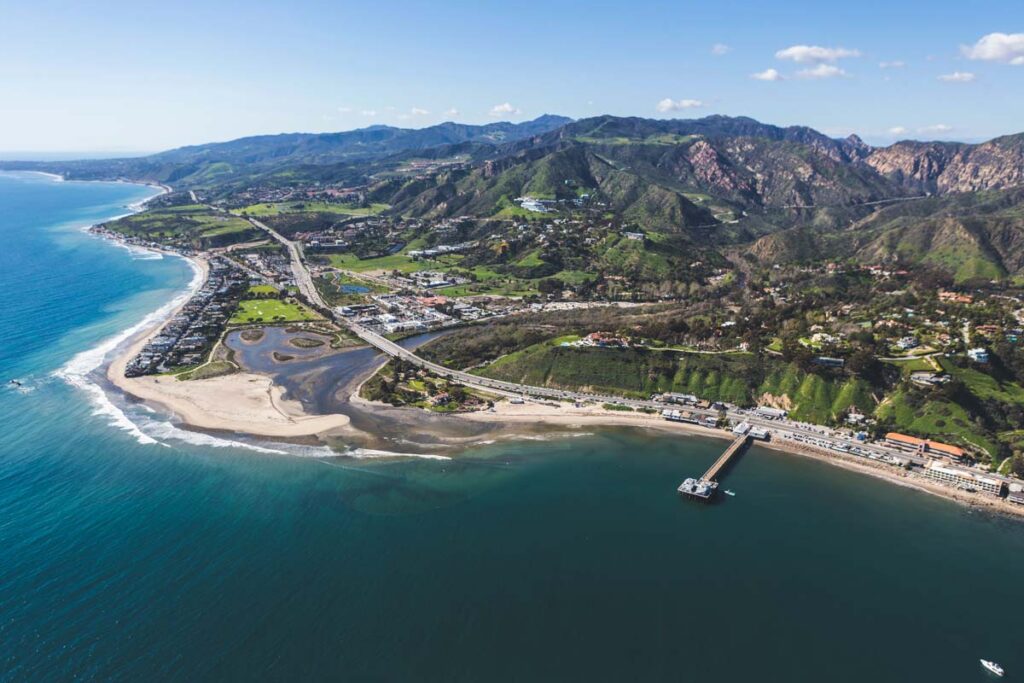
[538,278,563,296]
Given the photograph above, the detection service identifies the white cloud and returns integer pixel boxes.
[962,32,1024,65]
[888,126,908,136]
[938,71,976,83]
[489,102,521,117]
[797,64,846,79]
[410,107,430,116]
[337,106,353,113]
[918,124,953,134]
[360,109,377,117]
[751,68,784,81]
[656,98,705,112]
[775,45,861,63]
[443,108,459,118]
[878,60,905,69]
[711,43,731,56]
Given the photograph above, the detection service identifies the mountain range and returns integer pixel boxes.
[4,114,1024,282]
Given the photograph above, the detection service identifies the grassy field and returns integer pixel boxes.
[246,284,279,296]
[875,390,996,457]
[107,205,258,248]
[476,338,876,423]
[883,356,939,374]
[230,299,321,324]
[939,358,1024,405]
[758,365,874,424]
[328,249,465,274]
[478,343,759,402]
[238,201,389,217]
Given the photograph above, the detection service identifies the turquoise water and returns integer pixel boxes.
[1,172,1023,681]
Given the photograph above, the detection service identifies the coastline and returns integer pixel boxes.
[103,255,353,438]
[100,295,1024,517]
[452,400,1024,519]
[54,171,1021,517]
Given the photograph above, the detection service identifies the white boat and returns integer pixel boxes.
[981,659,1004,677]
[724,490,736,497]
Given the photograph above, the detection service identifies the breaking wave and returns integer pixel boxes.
[53,255,204,446]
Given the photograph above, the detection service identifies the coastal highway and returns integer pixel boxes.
[248,218,326,308]
[247,215,924,464]
[346,326,922,464]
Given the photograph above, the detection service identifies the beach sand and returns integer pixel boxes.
[455,400,1024,518]
[101,268,1024,518]
[106,256,351,438]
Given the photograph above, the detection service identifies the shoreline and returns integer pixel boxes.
[452,400,1024,519]
[104,256,353,438]
[98,278,1024,518]
[59,173,1022,516]
[103,306,1024,517]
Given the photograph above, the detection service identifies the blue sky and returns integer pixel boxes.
[1,0,1022,152]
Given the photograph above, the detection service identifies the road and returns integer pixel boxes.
[247,215,933,466]
[248,218,326,307]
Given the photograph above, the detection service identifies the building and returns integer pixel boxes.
[938,291,973,305]
[732,422,751,436]
[659,392,699,405]
[922,462,1004,496]
[884,433,965,461]
[755,406,788,420]
[910,372,950,387]
[749,426,770,440]
[1007,484,1024,506]
[968,347,990,363]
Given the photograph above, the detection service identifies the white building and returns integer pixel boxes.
[923,462,1004,496]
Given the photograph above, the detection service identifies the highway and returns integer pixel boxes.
[248,215,929,466]
[248,218,326,307]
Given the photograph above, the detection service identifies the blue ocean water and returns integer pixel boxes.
[1,172,1023,682]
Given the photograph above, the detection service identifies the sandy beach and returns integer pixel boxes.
[455,400,1024,519]
[99,265,1024,519]
[105,256,351,438]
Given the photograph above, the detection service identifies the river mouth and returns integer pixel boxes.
[224,326,506,451]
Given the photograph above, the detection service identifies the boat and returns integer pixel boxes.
[724,490,736,497]
[981,659,1004,677]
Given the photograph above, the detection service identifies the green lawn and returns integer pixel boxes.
[876,390,996,457]
[940,359,1024,404]
[238,201,389,217]
[107,206,257,247]
[247,284,279,296]
[884,356,937,374]
[230,299,321,324]
[328,250,463,274]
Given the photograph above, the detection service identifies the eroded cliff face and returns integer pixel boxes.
[865,136,1024,194]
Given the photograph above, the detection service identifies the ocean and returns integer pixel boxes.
[1,171,1023,682]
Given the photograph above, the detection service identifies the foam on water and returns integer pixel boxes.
[54,255,204,446]
[343,447,452,461]
[133,413,290,455]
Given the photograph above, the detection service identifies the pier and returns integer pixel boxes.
[678,434,750,501]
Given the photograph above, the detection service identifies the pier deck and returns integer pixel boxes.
[678,434,750,501]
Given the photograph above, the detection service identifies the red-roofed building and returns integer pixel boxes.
[884,432,965,461]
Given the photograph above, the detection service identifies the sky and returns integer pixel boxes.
[1,0,1022,153]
